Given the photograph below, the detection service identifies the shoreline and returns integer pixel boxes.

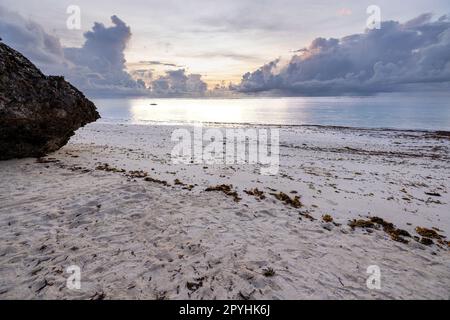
[96,118,450,134]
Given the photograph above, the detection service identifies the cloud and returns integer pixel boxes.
[189,1,293,34]
[63,15,148,97]
[151,69,207,96]
[138,60,180,67]
[190,51,263,63]
[196,15,280,33]
[235,14,450,96]
[0,5,66,75]
[0,6,207,97]
[129,69,153,87]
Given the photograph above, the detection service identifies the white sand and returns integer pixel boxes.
[0,122,449,299]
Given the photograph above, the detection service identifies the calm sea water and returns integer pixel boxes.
[93,95,450,131]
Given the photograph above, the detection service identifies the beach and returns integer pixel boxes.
[0,122,449,299]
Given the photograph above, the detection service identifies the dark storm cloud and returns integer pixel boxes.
[235,14,450,96]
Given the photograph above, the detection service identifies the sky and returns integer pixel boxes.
[1,0,450,97]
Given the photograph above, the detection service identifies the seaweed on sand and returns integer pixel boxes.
[244,188,266,200]
[128,170,148,178]
[348,219,375,229]
[416,227,450,247]
[349,216,412,244]
[271,192,302,208]
[144,176,170,186]
[415,227,445,240]
[420,237,434,246]
[205,184,241,202]
[262,267,276,277]
[370,217,411,241]
[186,277,205,292]
[299,211,316,221]
[174,179,194,191]
[95,163,126,173]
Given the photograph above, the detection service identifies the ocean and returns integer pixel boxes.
[93,95,450,131]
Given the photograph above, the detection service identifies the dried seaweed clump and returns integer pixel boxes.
[348,216,411,244]
[348,219,375,229]
[144,176,169,186]
[262,267,276,277]
[415,227,446,246]
[271,192,302,208]
[419,237,434,246]
[174,179,184,185]
[95,163,126,173]
[370,217,411,243]
[205,184,241,202]
[415,227,443,239]
[174,179,194,191]
[299,211,316,221]
[128,170,148,178]
[244,188,266,200]
[186,278,203,292]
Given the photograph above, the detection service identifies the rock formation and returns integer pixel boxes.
[0,42,100,160]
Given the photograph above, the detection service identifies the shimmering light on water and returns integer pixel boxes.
[93,95,450,130]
